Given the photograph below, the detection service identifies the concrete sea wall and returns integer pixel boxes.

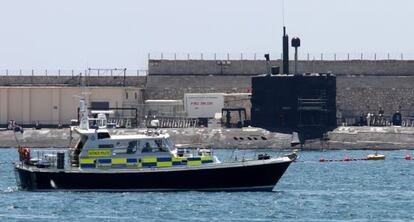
[146,59,414,119]
[144,75,251,100]
[2,59,414,122]
[144,75,414,119]
[149,59,414,76]
[337,76,414,118]
[2,75,414,120]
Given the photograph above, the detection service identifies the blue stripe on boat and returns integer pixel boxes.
[127,158,137,163]
[142,162,157,167]
[157,157,172,162]
[80,164,95,168]
[97,159,111,164]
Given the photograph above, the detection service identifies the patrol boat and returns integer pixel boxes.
[14,98,296,192]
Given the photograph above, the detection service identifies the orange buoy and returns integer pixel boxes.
[344,156,350,161]
[319,158,326,162]
[406,154,411,160]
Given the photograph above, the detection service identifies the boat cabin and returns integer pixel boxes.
[69,100,214,169]
[71,126,214,169]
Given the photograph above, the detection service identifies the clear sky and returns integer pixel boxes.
[0,0,413,70]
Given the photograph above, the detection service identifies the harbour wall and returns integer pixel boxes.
[2,59,414,122]
[144,75,414,119]
[149,59,414,76]
[1,75,414,121]
[146,59,414,120]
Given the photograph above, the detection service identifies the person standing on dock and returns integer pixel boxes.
[367,113,371,126]
[378,107,384,117]
[359,113,365,126]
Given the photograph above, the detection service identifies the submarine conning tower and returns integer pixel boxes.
[251,27,337,138]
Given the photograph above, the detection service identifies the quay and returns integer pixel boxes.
[2,126,414,150]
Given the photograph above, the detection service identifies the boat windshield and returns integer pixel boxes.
[75,135,88,150]
[164,138,174,150]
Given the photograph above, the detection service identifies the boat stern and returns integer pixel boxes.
[14,164,35,191]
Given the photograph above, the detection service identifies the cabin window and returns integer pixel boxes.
[164,138,174,150]
[98,132,111,139]
[127,141,138,154]
[141,139,168,153]
[75,135,88,150]
[99,144,114,148]
[112,141,138,155]
[155,140,168,152]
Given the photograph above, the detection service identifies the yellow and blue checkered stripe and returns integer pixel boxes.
[80,156,214,169]
[201,156,214,164]
[138,156,214,167]
[79,158,96,168]
[141,157,184,167]
[95,158,138,168]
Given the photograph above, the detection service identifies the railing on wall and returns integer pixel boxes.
[148,52,414,61]
[0,69,148,77]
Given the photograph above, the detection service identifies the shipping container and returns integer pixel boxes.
[184,93,224,118]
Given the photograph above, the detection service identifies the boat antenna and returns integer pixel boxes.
[13,130,21,148]
[78,71,90,130]
[10,121,24,149]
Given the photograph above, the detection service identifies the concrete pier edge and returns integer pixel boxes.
[2,126,414,150]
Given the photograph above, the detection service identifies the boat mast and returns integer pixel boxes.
[79,72,90,130]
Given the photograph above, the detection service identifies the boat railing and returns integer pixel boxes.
[19,148,72,170]
[228,149,293,164]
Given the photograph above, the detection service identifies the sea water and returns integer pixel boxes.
[0,148,413,221]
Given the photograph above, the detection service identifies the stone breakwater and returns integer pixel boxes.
[1,126,414,150]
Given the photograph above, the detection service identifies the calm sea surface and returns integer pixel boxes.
[0,148,413,222]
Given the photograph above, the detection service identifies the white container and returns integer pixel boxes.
[184,93,224,118]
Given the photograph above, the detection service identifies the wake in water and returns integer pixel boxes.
[3,186,18,193]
